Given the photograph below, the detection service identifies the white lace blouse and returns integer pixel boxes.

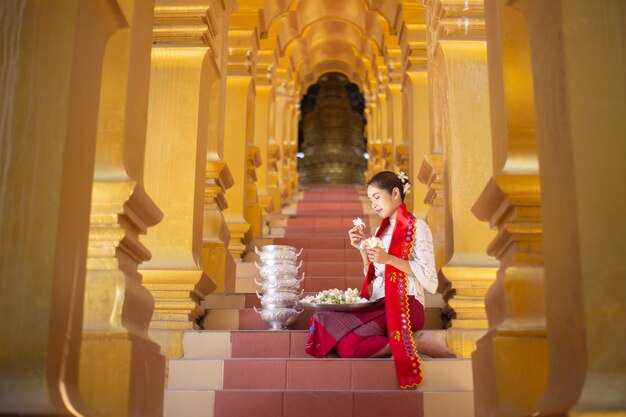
[369,217,438,306]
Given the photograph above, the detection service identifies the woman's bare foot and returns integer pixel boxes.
[413,331,456,358]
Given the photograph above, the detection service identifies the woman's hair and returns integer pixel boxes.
[367,171,410,201]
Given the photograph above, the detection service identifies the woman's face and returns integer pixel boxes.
[367,184,402,219]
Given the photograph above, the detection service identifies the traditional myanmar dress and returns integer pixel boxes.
[305,204,438,388]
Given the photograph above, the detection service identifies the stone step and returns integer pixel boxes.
[301,193,361,201]
[182,330,448,360]
[164,388,474,417]
[168,357,472,392]
[200,307,444,331]
[273,236,352,249]
[284,226,349,236]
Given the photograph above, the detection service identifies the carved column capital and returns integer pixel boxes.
[418,153,444,207]
[153,1,226,51]
[424,0,485,42]
[226,11,260,76]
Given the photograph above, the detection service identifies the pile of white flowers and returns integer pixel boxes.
[301,288,369,305]
[359,236,384,250]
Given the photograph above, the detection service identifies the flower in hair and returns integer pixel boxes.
[396,171,411,195]
[397,171,409,182]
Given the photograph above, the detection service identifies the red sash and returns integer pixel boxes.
[360,203,423,389]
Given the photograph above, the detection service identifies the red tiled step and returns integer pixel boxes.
[302,262,364,278]
[303,249,363,263]
[283,226,347,236]
[286,216,369,228]
[297,203,364,213]
[183,330,448,360]
[166,384,473,416]
[274,237,350,249]
[168,358,472,392]
[165,388,474,417]
[211,389,425,417]
[201,307,444,331]
[301,192,361,201]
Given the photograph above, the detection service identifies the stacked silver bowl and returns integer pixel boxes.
[253,245,304,330]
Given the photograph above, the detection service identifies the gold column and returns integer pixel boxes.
[222,11,259,259]
[404,68,430,219]
[388,63,404,174]
[366,90,384,176]
[141,2,224,358]
[289,97,301,192]
[530,1,626,415]
[399,1,430,219]
[378,81,392,171]
[282,88,295,196]
[383,45,403,177]
[203,161,236,292]
[202,1,237,295]
[271,77,288,207]
[80,1,166,415]
[0,1,119,414]
[253,52,276,220]
[245,145,263,237]
[424,0,498,358]
[472,0,546,415]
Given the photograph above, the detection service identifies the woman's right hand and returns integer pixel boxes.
[348,225,366,250]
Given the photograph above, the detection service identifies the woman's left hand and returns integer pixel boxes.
[366,247,391,264]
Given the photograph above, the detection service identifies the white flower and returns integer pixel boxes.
[359,237,384,250]
[352,217,366,229]
[403,182,411,195]
[301,288,369,304]
[397,171,409,182]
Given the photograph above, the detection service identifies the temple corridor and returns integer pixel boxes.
[1,1,625,416]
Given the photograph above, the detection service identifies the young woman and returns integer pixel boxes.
[305,171,454,388]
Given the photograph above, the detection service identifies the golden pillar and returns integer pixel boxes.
[366,90,384,176]
[0,1,120,414]
[424,0,498,358]
[202,1,237,294]
[203,161,236,292]
[399,1,430,219]
[252,53,276,222]
[288,97,300,192]
[404,67,430,219]
[270,79,288,208]
[245,145,263,237]
[282,86,296,194]
[222,11,259,259]
[141,2,225,358]
[472,1,546,415]
[531,1,626,415]
[80,0,167,415]
[388,57,404,175]
[378,82,392,171]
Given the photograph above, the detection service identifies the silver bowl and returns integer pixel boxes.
[257,290,302,307]
[255,245,303,263]
[255,261,302,279]
[254,274,304,291]
[253,306,302,330]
